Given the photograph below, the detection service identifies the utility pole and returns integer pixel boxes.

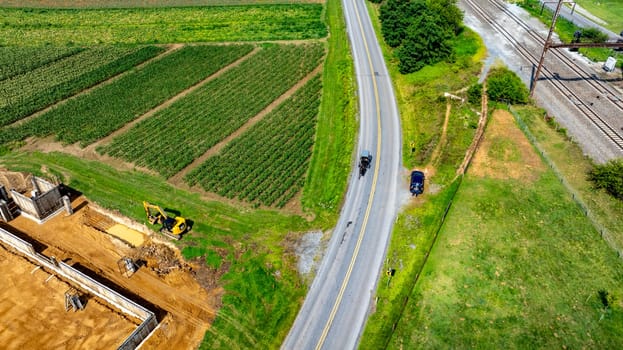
[530,0,565,97]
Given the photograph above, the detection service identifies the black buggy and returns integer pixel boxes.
[358,150,372,179]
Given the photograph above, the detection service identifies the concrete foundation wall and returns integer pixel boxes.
[0,227,157,349]
[9,176,63,221]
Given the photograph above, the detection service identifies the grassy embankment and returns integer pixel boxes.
[385,107,623,348]
[567,0,623,33]
[519,0,623,63]
[359,3,484,348]
[0,1,356,348]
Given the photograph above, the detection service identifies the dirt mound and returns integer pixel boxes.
[0,169,33,193]
[133,243,188,276]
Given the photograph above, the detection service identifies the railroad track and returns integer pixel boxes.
[486,0,623,110]
[462,0,623,152]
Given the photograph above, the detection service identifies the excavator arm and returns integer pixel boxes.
[142,201,187,240]
[143,201,167,225]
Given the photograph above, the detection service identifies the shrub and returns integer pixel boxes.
[588,159,623,200]
[581,27,608,43]
[486,67,529,104]
[467,83,482,104]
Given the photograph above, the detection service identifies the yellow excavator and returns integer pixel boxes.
[142,201,187,240]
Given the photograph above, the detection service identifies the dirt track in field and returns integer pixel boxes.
[470,109,545,181]
[0,196,222,350]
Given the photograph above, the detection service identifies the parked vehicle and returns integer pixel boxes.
[410,170,425,196]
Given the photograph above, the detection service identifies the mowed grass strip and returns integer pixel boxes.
[388,111,623,349]
[0,45,162,127]
[101,43,324,178]
[0,46,83,81]
[0,44,253,146]
[0,0,320,8]
[185,75,321,208]
[0,5,327,46]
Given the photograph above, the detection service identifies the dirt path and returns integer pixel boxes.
[421,101,452,179]
[168,64,324,185]
[7,44,183,129]
[456,85,489,178]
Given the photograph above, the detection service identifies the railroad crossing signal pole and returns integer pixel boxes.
[531,0,565,97]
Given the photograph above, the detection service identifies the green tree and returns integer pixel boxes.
[396,12,453,74]
[380,0,426,47]
[427,0,463,35]
[588,159,623,200]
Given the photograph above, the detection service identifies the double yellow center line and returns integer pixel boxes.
[314,0,383,348]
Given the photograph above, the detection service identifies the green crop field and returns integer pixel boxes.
[0,5,327,46]
[0,46,83,81]
[0,44,254,147]
[186,75,321,208]
[0,46,163,127]
[101,43,324,179]
[0,0,360,348]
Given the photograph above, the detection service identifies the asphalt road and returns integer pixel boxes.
[281,0,402,348]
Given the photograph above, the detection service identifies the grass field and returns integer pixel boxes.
[572,0,623,33]
[386,110,623,348]
[0,0,322,8]
[0,5,327,45]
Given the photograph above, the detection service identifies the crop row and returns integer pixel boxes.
[0,46,83,81]
[0,5,327,46]
[185,75,321,208]
[101,43,324,178]
[3,44,255,147]
[0,45,163,127]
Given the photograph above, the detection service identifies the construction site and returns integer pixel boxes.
[0,170,220,350]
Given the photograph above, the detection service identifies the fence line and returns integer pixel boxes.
[510,107,622,258]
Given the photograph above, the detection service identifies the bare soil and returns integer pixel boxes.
[0,196,221,350]
[470,109,545,181]
[0,245,138,350]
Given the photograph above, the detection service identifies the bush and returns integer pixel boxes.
[581,27,608,43]
[467,83,482,104]
[588,159,623,200]
[486,67,529,104]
